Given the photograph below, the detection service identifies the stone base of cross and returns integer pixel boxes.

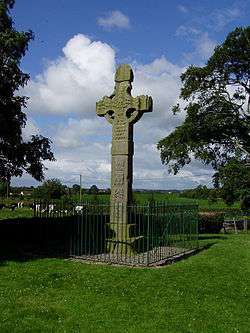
[96,64,153,255]
[106,222,144,256]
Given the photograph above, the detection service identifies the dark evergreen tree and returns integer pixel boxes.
[0,0,54,183]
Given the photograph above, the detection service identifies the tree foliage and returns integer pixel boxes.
[158,26,250,203]
[34,178,67,200]
[181,185,217,200]
[72,184,81,194]
[88,185,99,195]
[0,0,54,182]
[215,159,250,205]
[0,180,7,196]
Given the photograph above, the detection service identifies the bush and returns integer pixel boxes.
[198,212,224,234]
[240,196,250,212]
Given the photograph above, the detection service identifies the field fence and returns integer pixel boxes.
[223,210,250,233]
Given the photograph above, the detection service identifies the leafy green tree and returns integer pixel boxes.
[240,195,250,211]
[72,184,81,194]
[158,27,250,203]
[207,193,217,205]
[88,185,99,195]
[34,178,67,200]
[0,180,7,196]
[181,185,218,200]
[0,0,54,183]
[215,159,250,205]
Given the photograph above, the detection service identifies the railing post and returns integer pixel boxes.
[243,211,247,232]
[195,205,199,249]
[146,202,150,265]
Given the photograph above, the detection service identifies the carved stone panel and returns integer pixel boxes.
[113,172,124,186]
[113,188,124,201]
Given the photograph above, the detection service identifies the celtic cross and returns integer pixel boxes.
[96,64,153,208]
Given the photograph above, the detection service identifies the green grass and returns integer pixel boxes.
[0,208,33,221]
[0,233,249,332]
[132,192,240,210]
[88,192,239,211]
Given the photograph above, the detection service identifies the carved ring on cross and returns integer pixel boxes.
[96,64,153,125]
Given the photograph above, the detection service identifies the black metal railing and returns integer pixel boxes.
[33,201,199,266]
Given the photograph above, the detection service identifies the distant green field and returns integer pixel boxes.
[79,192,240,211]
[0,192,240,220]
[133,192,240,210]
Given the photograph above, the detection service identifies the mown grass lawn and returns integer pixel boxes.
[0,234,249,333]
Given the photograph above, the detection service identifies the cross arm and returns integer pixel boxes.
[96,96,113,116]
[96,96,115,124]
[128,95,153,124]
[135,95,153,113]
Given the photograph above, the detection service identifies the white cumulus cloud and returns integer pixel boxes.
[26,34,115,116]
[19,34,213,189]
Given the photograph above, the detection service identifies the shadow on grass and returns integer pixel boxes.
[197,242,217,252]
[0,214,110,265]
[198,234,228,240]
[194,234,228,256]
[0,216,76,266]
[0,240,69,267]
[155,242,217,267]
[0,218,223,267]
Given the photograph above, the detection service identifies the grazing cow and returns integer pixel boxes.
[10,203,18,211]
[48,204,55,214]
[0,203,5,210]
[17,202,23,208]
[75,205,84,213]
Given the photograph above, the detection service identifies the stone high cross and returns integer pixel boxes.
[96,64,153,209]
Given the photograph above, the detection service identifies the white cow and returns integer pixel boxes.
[75,205,84,213]
[35,204,40,212]
[48,204,55,214]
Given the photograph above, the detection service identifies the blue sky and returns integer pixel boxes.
[11,0,250,189]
